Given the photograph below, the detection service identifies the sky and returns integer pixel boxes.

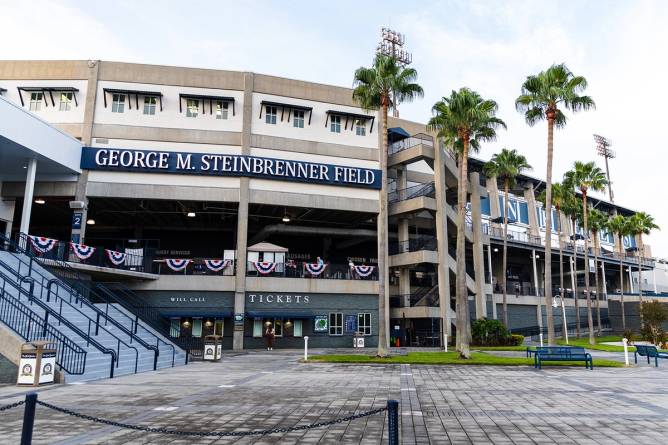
[1,0,666,256]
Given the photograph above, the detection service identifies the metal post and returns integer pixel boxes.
[444,333,448,352]
[303,336,309,361]
[387,399,399,445]
[21,392,37,445]
[623,337,629,366]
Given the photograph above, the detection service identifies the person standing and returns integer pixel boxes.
[265,325,275,351]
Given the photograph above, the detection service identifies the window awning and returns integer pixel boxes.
[259,100,313,125]
[325,110,375,133]
[179,93,236,116]
[17,86,80,107]
[163,311,232,318]
[246,311,315,319]
[388,127,410,143]
[103,88,163,111]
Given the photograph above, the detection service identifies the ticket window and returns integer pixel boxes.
[215,320,224,336]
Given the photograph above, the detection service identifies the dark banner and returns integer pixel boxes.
[81,147,381,189]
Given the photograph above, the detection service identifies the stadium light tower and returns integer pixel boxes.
[594,134,616,203]
[377,28,412,117]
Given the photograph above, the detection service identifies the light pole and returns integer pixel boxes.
[594,134,616,203]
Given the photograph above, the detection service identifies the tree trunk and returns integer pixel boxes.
[558,207,567,341]
[502,178,509,327]
[593,230,602,335]
[543,116,556,345]
[619,234,626,332]
[572,218,580,338]
[582,192,595,345]
[456,137,471,359]
[376,103,389,357]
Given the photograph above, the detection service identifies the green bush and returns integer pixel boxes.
[640,301,668,347]
[471,318,511,346]
[507,334,525,346]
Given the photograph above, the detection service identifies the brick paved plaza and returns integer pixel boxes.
[1,350,668,444]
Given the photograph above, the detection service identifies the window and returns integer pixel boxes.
[358,313,371,335]
[170,318,181,337]
[265,106,277,124]
[274,319,283,337]
[59,92,72,111]
[192,318,202,337]
[330,115,341,133]
[186,99,199,117]
[29,92,43,111]
[253,319,263,337]
[216,101,229,120]
[111,94,125,113]
[143,96,157,115]
[293,110,304,128]
[329,312,343,335]
[355,119,366,136]
[293,319,302,337]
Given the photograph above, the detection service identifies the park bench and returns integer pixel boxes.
[534,346,593,370]
[634,345,668,367]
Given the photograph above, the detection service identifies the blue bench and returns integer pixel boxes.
[634,345,668,367]
[526,346,537,357]
[534,346,593,370]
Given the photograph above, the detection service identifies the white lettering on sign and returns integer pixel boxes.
[247,294,310,304]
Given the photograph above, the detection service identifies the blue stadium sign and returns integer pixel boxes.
[81,147,381,190]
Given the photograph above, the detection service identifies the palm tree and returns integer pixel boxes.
[588,208,610,335]
[628,212,660,328]
[428,88,506,358]
[353,55,423,357]
[561,192,582,338]
[484,149,531,328]
[538,182,571,341]
[608,215,632,331]
[515,64,595,346]
[564,161,608,345]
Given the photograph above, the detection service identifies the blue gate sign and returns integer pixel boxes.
[72,212,82,229]
[345,315,357,334]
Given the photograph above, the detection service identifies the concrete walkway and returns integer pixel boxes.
[1,349,668,444]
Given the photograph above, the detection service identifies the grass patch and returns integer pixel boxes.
[308,351,623,367]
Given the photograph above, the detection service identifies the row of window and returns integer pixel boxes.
[263,105,366,135]
[109,93,231,119]
[28,92,73,111]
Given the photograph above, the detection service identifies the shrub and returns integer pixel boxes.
[507,334,525,346]
[640,301,668,346]
[472,318,511,346]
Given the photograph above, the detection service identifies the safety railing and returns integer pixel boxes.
[389,235,437,255]
[488,226,542,245]
[246,261,378,280]
[511,318,611,338]
[389,134,434,154]
[388,182,435,204]
[0,280,87,375]
[152,258,236,276]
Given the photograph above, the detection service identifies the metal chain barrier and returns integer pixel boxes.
[0,400,25,412]
[35,400,387,437]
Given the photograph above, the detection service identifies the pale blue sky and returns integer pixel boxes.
[2,0,667,255]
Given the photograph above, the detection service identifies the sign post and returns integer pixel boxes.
[303,336,309,361]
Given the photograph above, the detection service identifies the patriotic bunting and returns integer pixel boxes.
[165,258,192,272]
[253,261,277,275]
[29,235,58,254]
[70,242,96,260]
[204,259,231,272]
[354,265,375,277]
[304,262,327,276]
[105,249,126,266]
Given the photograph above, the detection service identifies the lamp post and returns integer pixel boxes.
[594,134,616,203]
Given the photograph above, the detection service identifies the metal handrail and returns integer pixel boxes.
[389,235,438,255]
[388,182,435,204]
[0,270,117,378]
[0,281,87,375]
[389,135,434,154]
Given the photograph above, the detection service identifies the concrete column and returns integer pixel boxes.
[601,261,608,296]
[487,175,501,220]
[233,72,254,351]
[433,144,451,338]
[19,158,37,235]
[470,172,487,319]
[628,267,634,293]
[396,167,411,306]
[524,183,540,238]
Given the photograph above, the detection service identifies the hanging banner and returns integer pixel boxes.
[81,147,382,190]
[303,262,327,276]
[29,235,58,254]
[165,258,192,272]
[70,242,96,260]
[353,265,375,277]
[204,259,231,272]
[105,249,126,266]
[253,261,277,275]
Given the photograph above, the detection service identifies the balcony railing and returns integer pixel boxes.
[389,182,435,204]
[246,261,378,280]
[152,258,236,275]
[487,226,542,245]
[389,135,434,155]
[389,235,437,255]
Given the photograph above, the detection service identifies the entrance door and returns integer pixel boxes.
[214,320,224,336]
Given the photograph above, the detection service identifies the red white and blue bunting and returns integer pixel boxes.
[165,258,192,272]
[354,265,375,277]
[70,242,96,260]
[105,249,126,266]
[29,235,57,254]
[204,259,231,272]
[253,261,277,275]
[303,262,327,276]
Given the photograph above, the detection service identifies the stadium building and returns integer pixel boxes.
[0,60,657,371]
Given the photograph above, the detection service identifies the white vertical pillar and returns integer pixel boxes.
[653,268,658,294]
[628,268,634,293]
[19,158,37,235]
[601,261,608,296]
[533,250,543,334]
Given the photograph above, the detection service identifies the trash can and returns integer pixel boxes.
[353,332,365,348]
[203,335,222,361]
[17,341,57,386]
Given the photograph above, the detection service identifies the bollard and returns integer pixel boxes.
[539,333,544,347]
[303,336,309,361]
[444,334,448,352]
[623,337,629,366]
[21,392,37,445]
[387,399,399,445]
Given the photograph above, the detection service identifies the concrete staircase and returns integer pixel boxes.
[0,250,185,382]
